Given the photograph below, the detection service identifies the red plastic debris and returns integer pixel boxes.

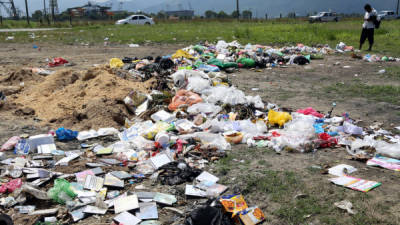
[317,133,338,148]
[48,57,68,67]
[297,107,324,118]
[0,178,22,193]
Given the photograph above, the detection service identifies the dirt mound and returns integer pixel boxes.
[0,68,44,86]
[13,66,156,130]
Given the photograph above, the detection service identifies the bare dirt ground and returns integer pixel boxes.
[0,43,399,225]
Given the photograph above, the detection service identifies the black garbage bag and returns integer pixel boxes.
[158,161,202,185]
[0,214,13,225]
[185,200,234,225]
[159,58,174,70]
[254,57,268,68]
[293,55,310,65]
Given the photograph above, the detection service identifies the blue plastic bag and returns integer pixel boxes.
[56,127,78,141]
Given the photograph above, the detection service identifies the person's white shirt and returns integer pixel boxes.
[363,9,377,29]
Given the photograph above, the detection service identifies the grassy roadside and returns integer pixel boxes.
[1,19,400,56]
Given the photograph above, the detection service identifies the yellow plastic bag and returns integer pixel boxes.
[268,110,292,127]
[142,121,170,140]
[110,58,124,68]
[172,49,194,59]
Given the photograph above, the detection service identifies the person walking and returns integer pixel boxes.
[359,4,378,51]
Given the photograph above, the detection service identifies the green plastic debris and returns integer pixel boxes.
[178,66,193,70]
[47,179,77,204]
[382,56,389,61]
[305,55,311,61]
[236,58,255,68]
[193,45,205,53]
[202,52,215,58]
[310,54,324,60]
[208,58,224,67]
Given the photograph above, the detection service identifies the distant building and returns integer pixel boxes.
[165,10,194,18]
[67,2,111,17]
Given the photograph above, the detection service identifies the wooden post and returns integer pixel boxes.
[25,0,30,25]
[236,0,240,20]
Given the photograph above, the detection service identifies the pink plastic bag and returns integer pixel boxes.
[297,107,324,118]
[0,178,22,193]
[1,136,20,151]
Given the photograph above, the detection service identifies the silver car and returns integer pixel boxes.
[115,15,155,25]
[309,12,339,23]
[378,11,399,20]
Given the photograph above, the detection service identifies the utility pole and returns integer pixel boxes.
[43,0,46,16]
[24,0,29,24]
[397,0,399,15]
[236,0,240,20]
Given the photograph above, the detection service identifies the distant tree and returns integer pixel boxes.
[287,12,296,18]
[205,10,217,19]
[231,10,240,18]
[242,10,252,19]
[217,11,229,18]
[156,11,167,19]
[32,10,43,21]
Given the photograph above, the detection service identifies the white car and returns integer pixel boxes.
[309,12,339,23]
[378,11,398,20]
[115,15,155,25]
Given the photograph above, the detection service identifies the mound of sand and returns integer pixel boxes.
[12,66,156,130]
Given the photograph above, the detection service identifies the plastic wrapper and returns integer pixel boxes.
[186,76,211,93]
[342,121,363,135]
[296,107,324,118]
[109,58,124,68]
[56,127,78,141]
[47,179,77,204]
[0,178,22,193]
[181,132,231,151]
[375,141,400,159]
[168,90,203,111]
[268,110,292,127]
[187,103,222,117]
[220,194,248,217]
[202,86,247,105]
[1,136,20,152]
[245,95,265,109]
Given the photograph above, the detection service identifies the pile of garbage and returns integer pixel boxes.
[0,40,399,224]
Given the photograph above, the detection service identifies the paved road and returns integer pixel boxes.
[0,28,61,32]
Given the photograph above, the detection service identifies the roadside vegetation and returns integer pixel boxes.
[1,19,400,56]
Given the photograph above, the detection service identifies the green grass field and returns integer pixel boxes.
[1,19,400,56]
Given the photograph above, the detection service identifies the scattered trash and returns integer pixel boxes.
[334,200,356,215]
[329,176,381,192]
[0,40,398,224]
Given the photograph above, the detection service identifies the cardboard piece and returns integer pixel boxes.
[70,207,86,222]
[83,205,107,214]
[111,171,132,180]
[114,211,141,225]
[37,144,57,154]
[149,153,174,169]
[84,175,104,191]
[185,184,206,197]
[55,153,79,166]
[238,206,266,225]
[104,173,124,188]
[100,158,121,165]
[75,170,95,185]
[153,193,177,206]
[136,202,158,220]
[196,171,220,183]
[114,195,139,214]
[329,176,381,192]
[366,155,400,171]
